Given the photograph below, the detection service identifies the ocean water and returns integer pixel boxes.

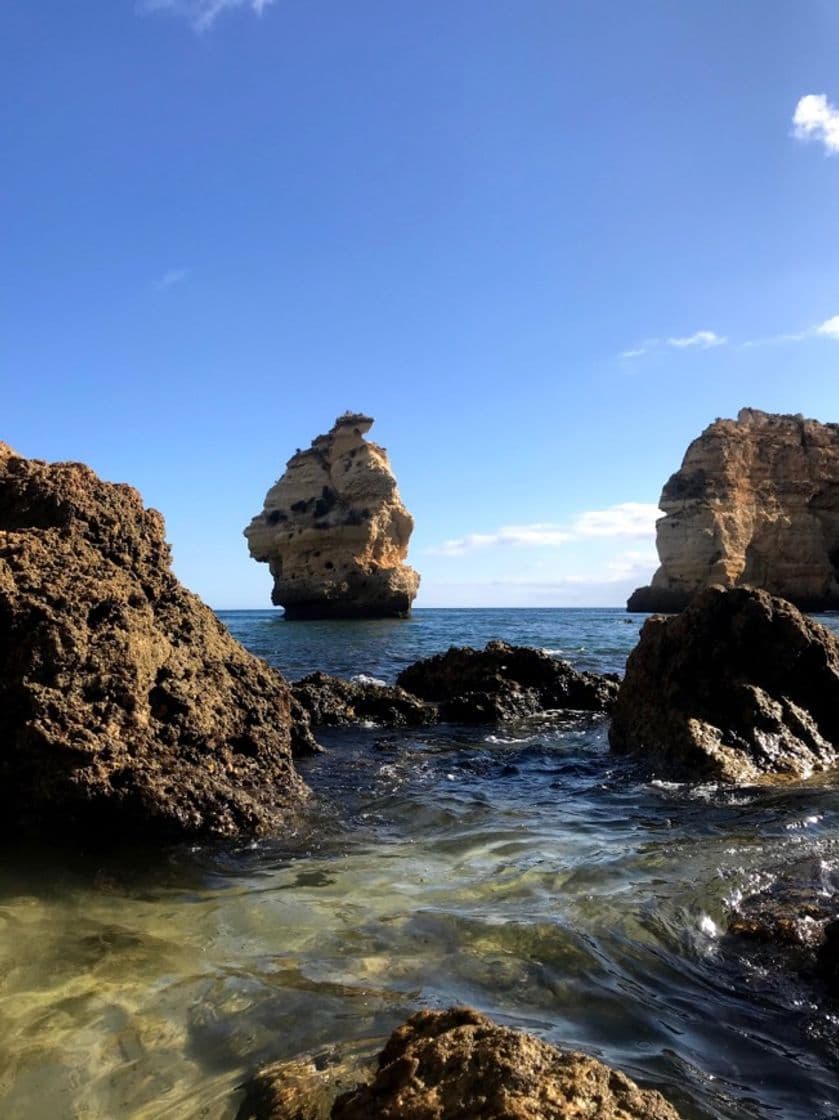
[1,608,837,1119]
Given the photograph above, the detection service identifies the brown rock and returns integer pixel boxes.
[245,414,420,619]
[291,671,436,728]
[396,640,618,722]
[331,1007,682,1119]
[628,408,839,612]
[0,443,312,843]
[237,1044,375,1120]
[610,586,839,781]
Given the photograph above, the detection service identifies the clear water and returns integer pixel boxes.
[1,608,837,1119]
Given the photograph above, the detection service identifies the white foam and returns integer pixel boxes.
[351,673,387,687]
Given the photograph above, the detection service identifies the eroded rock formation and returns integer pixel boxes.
[332,1008,682,1120]
[240,1008,682,1120]
[610,586,839,782]
[0,442,312,843]
[628,408,839,612]
[396,640,619,722]
[245,414,419,619]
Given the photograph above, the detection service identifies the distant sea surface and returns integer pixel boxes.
[1,608,837,1120]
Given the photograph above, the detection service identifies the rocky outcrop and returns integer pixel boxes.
[0,442,312,843]
[291,672,436,728]
[396,640,618,722]
[628,408,839,612]
[610,586,839,782]
[245,414,419,619]
[331,1008,682,1120]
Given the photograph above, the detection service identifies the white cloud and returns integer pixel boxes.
[816,314,839,339]
[571,502,660,538]
[155,266,190,290]
[621,330,726,359]
[666,329,726,349]
[793,93,839,154]
[140,0,275,32]
[431,503,660,557]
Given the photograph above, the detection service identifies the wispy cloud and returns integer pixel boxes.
[431,502,660,557]
[139,0,275,32]
[154,267,190,290]
[793,93,839,154]
[621,330,726,359]
[740,314,839,349]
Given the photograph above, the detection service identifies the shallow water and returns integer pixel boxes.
[1,608,838,1118]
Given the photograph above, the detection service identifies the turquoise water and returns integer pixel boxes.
[0,608,837,1118]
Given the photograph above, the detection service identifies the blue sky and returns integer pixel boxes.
[4,1,839,608]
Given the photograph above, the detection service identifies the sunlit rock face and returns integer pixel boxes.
[628,408,839,612]
[245,413,420,619]
[0,442,311,844]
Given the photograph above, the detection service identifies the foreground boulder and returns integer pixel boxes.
[332,1008,681,1119]
[0,443,311,843]
[245,413,420,619]
[611,586,839,781]
[241,1008,681,1120]
[628,408,839,613]
[291,672,436,728]
[396,640,618,722]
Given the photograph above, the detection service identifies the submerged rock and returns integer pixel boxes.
[396,640,618,722]
[331,1007,682,1119]
[817,919,839,996]
[610,586,839,782]
[291,672,436,728]
[628,408,839,613]
[245,413,420,619]
[0,442,312,843]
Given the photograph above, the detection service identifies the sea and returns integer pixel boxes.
[1,607,837,1119]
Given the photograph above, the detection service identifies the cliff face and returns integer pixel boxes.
[628,408,839,612]
[245,413,420,619]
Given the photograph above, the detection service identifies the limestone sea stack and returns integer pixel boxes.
[628,408,839,612]
[245,413,420,619]
[0,442,311,844]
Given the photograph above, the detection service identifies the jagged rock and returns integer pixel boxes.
[245,414,420,619]
[610,586,839,781]
[331,1007,682,1119]
[291,672,436,728]
[628,408,839,612]
[396,640,618,722]
[0,442,312,843]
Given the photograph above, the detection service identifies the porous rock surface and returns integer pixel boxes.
[628,408,839,612]
[610,585,839,782]
[291,671,436,728]
[0,442,312,843]
[396,640,618,722]
[245,414,419,619]
[330,1007,682,1120]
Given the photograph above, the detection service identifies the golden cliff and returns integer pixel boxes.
[245,413,420,619]
[628,408,839,612]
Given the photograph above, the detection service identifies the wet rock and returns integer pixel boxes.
[291,672,436,728]
[0,442,311,843]
[331,1007,682,1119]
[726,864,839,998]
[237,1044,375,1120]
[628,408,839,613]
[610,586,839,781]
[396,640,618,723]
[245,413,420,619]
[816,919,839,995]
